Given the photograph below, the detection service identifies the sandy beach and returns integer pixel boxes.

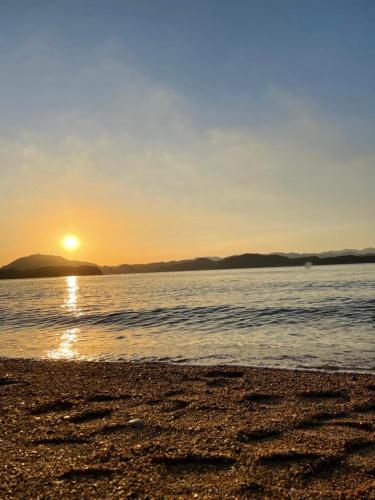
[0,359,374,499]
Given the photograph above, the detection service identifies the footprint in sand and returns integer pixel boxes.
[161,388,185,398]
[328,421,373,432]
[65,408,113,423]
[295,409,349,429]
[352,401,375,413]
[59,467,115,481]
[206,377,231,387]
[152,453,237,472]
[298,389,348,400]
[30,400,74,415]
[343,438,375,453]
[241,392,281,404]
[257,450,343,480]
[237,428,282,443]
[32,436,89,445]
[204,370,244,379]
[86,393,131,402]
[0,377,25,387]
[160,399,190,412]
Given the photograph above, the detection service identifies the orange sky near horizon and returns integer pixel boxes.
[1,195,372,267]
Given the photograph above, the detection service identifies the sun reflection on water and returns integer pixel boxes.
[48,328,79,359]
[65,275,80,314]
[49,276,81,359]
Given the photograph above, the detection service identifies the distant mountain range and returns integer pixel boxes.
[270,248,375,258]
[1,248,375,280]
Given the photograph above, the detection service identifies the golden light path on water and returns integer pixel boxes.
[48,276,80,360]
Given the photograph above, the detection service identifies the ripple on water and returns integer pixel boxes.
[0,265,374,371]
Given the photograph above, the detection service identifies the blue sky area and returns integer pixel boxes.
[0,1,374,264]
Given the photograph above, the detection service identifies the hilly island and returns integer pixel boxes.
[1,249,375,280]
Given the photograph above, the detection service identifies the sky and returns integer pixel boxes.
[0,0,374,265]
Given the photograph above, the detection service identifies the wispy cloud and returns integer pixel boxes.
[0,41,374,264]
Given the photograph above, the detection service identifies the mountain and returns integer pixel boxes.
[0,266,102,280]
[2,254,96,270]
[0,254,102,280]
[102,249,375,274]
[1,249,375,280]
[101,257,217,274]
[216,253,375,269]
[271,248,375,258]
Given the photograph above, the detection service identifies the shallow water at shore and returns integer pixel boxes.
[0,264,374,371]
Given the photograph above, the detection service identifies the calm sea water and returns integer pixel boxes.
[0,264,374,372]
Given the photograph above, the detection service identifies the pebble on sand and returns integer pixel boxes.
[127,418,144,429]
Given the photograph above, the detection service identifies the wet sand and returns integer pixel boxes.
[0,359,374,499]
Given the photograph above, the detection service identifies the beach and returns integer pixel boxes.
[0,359,374,498]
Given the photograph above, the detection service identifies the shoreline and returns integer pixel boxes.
[1,260,375,282]
[1,359,374,498]
[1,357,373,376]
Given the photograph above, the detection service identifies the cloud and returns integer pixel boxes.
[0,41,374,263]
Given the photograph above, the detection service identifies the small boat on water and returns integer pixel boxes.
[305,261,313,269]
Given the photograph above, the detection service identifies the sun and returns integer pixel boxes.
[61,234,81,252]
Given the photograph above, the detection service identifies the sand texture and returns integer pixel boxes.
[0,359,374,499]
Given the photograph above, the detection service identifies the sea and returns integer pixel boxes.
[0,264,374,372]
